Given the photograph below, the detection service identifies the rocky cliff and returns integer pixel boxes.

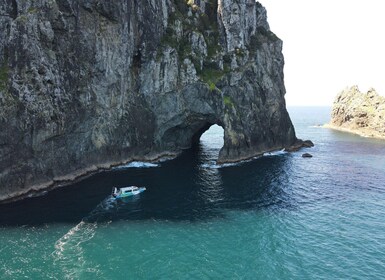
[328,86,385,139]
[0,0,304,202]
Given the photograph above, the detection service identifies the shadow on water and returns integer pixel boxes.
[0,144,294,227]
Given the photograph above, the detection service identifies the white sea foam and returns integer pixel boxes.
[263,149,287,157]
[157,157,175,163]
[52,196,116,279]
[201,157,260,169]
[201,162,239,169]
[52,221,98,279]
[86,196,117,220]
[113,161,159,170]
[201,151,290,169]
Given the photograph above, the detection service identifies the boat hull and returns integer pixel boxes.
[114,187,146,199]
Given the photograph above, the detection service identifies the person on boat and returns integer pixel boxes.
[112,187,118,197]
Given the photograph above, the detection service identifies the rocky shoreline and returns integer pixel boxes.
[0,139,313,204]
[1,1,307,202]
[324,123,385,140]
[0,151,178,205]
[327,86,385,139]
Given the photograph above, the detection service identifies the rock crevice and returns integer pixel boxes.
[0,0,303,202]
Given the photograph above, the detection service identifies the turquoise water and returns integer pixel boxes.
[1,107,385,279]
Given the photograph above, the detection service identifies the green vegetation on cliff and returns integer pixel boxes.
[160,0,225,87]
[223,96,234,107]
[0,64,9,91]
[0,0,299,202]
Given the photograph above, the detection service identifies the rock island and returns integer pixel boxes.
[327,86,385,139]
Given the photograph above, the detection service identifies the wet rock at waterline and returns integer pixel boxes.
[302,153,313,158]
[0,0,309,202]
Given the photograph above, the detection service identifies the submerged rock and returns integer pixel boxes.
[327,86,385,139]
[0,0,306,202]
[302,153,313,158]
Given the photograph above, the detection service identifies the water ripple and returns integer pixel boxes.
[1,108,385,279]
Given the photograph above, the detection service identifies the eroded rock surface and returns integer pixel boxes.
[0,0,303,202]
[329,86,385,139]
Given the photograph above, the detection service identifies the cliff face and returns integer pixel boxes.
[329,86,385,139]
[0,0,300,201]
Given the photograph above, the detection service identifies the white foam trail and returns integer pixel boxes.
[201,162,239,169]
[201,157,260,169]
[113,161,159,170]
[52,221,97,279]
[201,151,290,169]
[86,196,117,221]
[52,196,116,278]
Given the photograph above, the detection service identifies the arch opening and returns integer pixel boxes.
[192,123,224,151]
[160,120,225,160]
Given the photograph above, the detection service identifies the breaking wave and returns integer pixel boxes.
[113,161,159,170]
[201,149,287,169]
[200,157,259,169]
[263,149,287,157]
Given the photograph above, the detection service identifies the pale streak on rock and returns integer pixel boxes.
[0,0,305,202]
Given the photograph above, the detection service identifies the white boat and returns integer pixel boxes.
[112,186,146,199]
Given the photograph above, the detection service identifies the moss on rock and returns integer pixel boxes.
[0,64,9,92]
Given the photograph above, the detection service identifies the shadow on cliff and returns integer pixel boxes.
[0,144,296,227]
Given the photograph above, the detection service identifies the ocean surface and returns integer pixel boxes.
[1,106,385,279]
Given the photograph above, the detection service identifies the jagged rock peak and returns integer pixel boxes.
[328,86,385,139]
[218,0,270,51]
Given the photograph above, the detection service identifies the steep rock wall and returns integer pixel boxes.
[0,0,302,202]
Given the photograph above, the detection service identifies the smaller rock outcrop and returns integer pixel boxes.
[302,153,313,158]
[327,86,385,139]
[285,139,314,152]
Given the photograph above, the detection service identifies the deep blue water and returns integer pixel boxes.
[1,106,385,279]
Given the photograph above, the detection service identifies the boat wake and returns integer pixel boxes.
[52,196,117,278]
[201,158,258,169]
[201,149,287,169]
[52,221,98,279]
